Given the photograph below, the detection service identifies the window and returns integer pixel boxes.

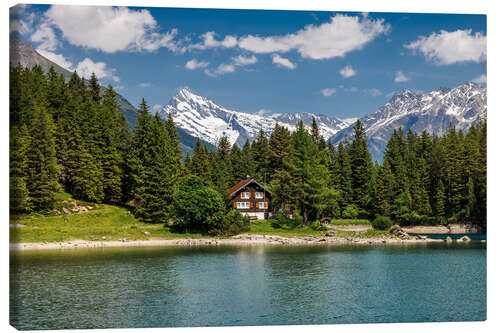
[241,192,250,199]
[255,192,263,199]
[236,202,250,209]
[258,202,267,209]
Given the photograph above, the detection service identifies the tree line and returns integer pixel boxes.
[10,65,486,231]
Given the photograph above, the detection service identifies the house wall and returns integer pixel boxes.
[230,183,272,219]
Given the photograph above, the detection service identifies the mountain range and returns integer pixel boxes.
[11,37,487,161]
[330,82,486,160]
[158,83,486,161]
[158,88,352,147]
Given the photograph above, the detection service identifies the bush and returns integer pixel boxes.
[310,221,327,231]
[342,204,359,219]
[371,216,392,230]
[270,212,303,229]
[170,175,225,232]
[211,209,250,236]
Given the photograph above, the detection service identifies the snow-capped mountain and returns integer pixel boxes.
[330,82,487,161]
[159,88,350,147]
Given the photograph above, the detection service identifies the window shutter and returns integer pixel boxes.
[264,202,268,209]
[249,202,253,208]
[234,202,237,209]
[240,192,243,199]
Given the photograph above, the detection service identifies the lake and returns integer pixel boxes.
[10,241,486,330]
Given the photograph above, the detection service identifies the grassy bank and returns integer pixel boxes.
[10,205,207,243]
[10,199,390,243]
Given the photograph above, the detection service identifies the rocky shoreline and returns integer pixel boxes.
[10,233,452,251]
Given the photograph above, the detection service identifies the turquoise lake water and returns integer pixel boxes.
[10,241,486,330]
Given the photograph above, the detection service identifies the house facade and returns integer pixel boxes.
[228,178,273,220]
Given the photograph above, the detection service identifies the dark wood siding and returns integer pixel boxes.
[230,182,272,215]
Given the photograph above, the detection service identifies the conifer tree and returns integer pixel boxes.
[190,139,212,184]
[251,129,271,183]
[134,113,179,223]
[349,120,373,212]
[88,72,101,103]
[26,105,59,211]
[10,125,31,212]
[285,121,329,224]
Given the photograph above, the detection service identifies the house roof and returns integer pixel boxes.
[228,178,273,196]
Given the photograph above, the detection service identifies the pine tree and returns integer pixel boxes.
[164,114,183,170]
[435,180,446,219]
[251,129,271,183]
[88,72,101,103]
[285,121,329,224]
[311,117,322,149]
[10,125,31,212]
[230,144,246,183]
[26,105,59,211]
[269,123,292,212]
[134,113,179,223]
[189,139,212,184]
[334,140,353,209]
[349,120,373,212]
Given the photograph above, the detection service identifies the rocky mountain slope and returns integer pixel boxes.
[159,88,350,147]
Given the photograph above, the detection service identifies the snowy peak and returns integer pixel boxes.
[159,88,348,147]
[331,81,487,161]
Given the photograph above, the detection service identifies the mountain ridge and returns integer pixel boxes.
[159,87,350,147]
[330,81,487,161]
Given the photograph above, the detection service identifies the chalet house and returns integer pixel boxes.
[228,178,273,220]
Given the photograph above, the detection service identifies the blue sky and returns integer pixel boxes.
[10,4,486,119]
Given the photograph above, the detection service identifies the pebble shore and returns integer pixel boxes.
[10,233,446,251]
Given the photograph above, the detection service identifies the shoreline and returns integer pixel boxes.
[10,234,446,252]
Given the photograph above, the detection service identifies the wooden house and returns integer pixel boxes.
[228,178,273,220]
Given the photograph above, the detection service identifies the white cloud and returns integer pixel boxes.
[75,57,120,82]
[10,6,35,35]
[256,109,272,116]
[239,14,389,60]
[42,5,183,53]
[404,29,486,65]
[36,49,73,70]
[185,59,209,70]
[232,55,258,66]
[394,71,409,83]
[153,104,163,113]
[31,22,59,51]
[138,82,151,88]
[367,88,382,96]
[272,54,296,69]
[472,74,487,84]
[204,63,236,77]
[339,65,356,78]
[320,88,337,97]
[189,32,237,50]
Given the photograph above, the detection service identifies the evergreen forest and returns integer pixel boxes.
[10,65,487,233]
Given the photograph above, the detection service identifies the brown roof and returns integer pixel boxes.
[228,178,273,196]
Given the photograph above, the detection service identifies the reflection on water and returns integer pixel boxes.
[10,242,486,330]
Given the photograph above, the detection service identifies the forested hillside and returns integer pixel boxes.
[10,65,486,233]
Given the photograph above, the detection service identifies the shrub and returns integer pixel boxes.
[342,204,359,219]
[170,175,225,232]
[211,209,250,236]
[310,221,327,231]
[371,216,392,230]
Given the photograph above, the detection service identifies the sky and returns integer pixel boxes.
[9,4,486,120]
